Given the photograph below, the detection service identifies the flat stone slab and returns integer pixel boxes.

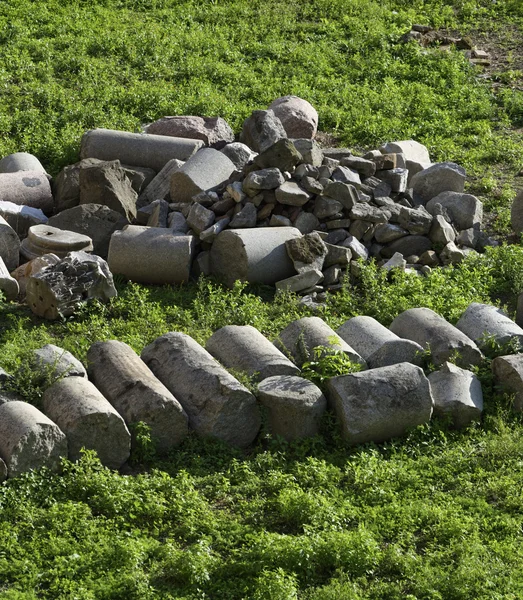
[21,224,93,260]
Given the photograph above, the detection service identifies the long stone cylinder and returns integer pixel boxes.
[141,332,261,447]
[108,226,195,284]
[80,128,204,172]
[205,325,300,382]
[42,376,130,469]
[389,307,483,368]
[0,171,53,213]
[0,401,68,477]
[86,340,189,452]
[210,227,302,287]
[456,302,523,349]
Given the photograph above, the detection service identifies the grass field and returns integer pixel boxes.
[1,0,523,597]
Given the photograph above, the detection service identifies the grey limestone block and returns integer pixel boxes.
[80,128,204,171]
[426,191,483,230]
[390,307,483,368]
[428,362,483,428]
[242,168,285,196]
[0,401,68,478]
[220,142,257,170]
[254,138,302,172]
[141,332,261,447]
[275,181,311,206]
[275,269,324,293]
[492,354,523,411]
[456,302,523,350]
[206,325,300,382]
[0,215,21,271]
[210,227,301,287]
[411,162,466,205]
[257,375,326,440]
[326,362,433,445]
[170,148,236,203]
[108,226,195,285]
[42,376,130,469]
[240,109,287,153]
[0,170,53,214]
[274,316,366,368]
[87,340,188,452]
[33,344,87,382]
[137,158,185,206]
[0,152,46,175]
[0,200,48,238]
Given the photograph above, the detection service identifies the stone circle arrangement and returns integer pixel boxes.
[0,95,522,479]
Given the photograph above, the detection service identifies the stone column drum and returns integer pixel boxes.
[0,170,53,213]
[42,376,130,469]
[0,401,68,477]
[142,332,261,447]
[86,340,189,451]
[80,128,204,172]
[108,225,195,284]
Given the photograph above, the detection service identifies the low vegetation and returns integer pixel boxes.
[1,0,523,597]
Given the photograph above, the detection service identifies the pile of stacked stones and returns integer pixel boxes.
[2,299,523,480]
[0,95,495,317]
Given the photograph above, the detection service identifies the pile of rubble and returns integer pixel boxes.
[0,95,498,318]
[2,300,523,479]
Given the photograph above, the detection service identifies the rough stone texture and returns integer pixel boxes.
[492,354,523,411]
[210,227,301,287]
[268,96,318,139]
[275,269,323,293]
[170,148,236,203]
[275,181,311,206]
[108,226,195,284]
[26,251,117,320]
[187,203,215,234]
[336,316,423,368]
[0,256,19,300]
[511,189,523,234]
[257,375,326,440]
[285,232,327,273]
[254,139,302,172]
[240,109,287,153]
[429,214,456,245]
[376,168,408,193]
[411,162,466,204]
[0,152,46,174]
[456,302,523,349]
[326,363,433,444]
[390,307,483,367]
[382,235,432,259]
[33,344,87,381]
[274,316,366,368]
[145,116,234,149]
[342,236,369,260]
[200,217,231,242]
[293,139,323,167]
[426,191,483,230]
[0,170,53,213]
[0,401,68,478]
[0,200,48,237]
[79,160,138,221]
[53,159,96,214]
[48,204,127,259]
[81,128,204,171]
[10,253,60,298]
[21,224,93,261]
[42,377,130,468]
[374,223,408,244]
[206,325,300,382]
[141,332,261,447]
[243,168,285,196]
[428,362,483,428]
[440,241,464,265]
[332,166,361,186]
[137,158,185,206]
[121,165,156,195]
[220,142,257,170]
[87,340,189,452]
[379,140,431,181]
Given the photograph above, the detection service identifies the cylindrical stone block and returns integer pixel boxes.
[0,152,46,174]
[0,215,20,272]
[390,307,483,368]
[108,226,195,284]
[336,315,423,368]
[257,375,326,440]
[205,325,300,382]
[210,227,302,287]
[428,362,483,428]
[0,256,19,300]
[275,316,366,368]
[21,224,93,260]
[0,401,68,477]
[326,362,433,445]
[0,170,53,213]
[42,377,130,469]
[456,302,523,350]
[141,332,261,447]
[86,340,189,451]
[33,344,87,381]
[80,128,204,172]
